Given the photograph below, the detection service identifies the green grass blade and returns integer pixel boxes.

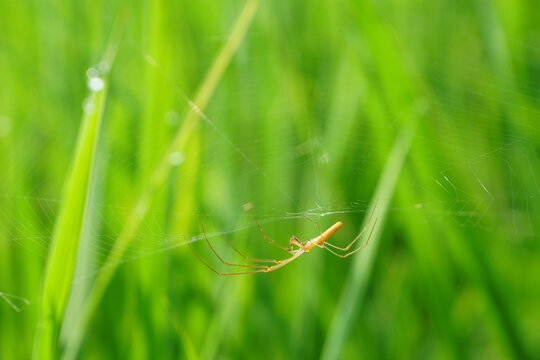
[31,21,122,359]
[61,1,259,358]
[321,121,417,360]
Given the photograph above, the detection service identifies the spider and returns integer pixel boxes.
[188,202,378,276]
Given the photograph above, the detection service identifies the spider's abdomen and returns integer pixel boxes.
[304,221,344,251]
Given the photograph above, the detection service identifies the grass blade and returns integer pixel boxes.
[321,121,417,360]
[31,21,122,359]
[61,1,260,358]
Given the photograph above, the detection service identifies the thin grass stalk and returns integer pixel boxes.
[321,121,417,360]
[62,1,259,358]
[31,18,122,359]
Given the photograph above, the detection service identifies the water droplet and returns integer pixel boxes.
[164,111,180,126]
[87,77,105,92]
[169,152,184,166]
[86,67,99,78]
[0,116,12,137]
[82,98,96,114]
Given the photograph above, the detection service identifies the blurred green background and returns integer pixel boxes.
[1,0,539,359]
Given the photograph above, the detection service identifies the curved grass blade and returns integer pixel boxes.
[31,16,123,360]
[321,122,417,360]
[62,1,260,358]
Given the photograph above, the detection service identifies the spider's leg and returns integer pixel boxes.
[188,242,273,275]
[303,216,324,237]
[250,208,291,253]
[322,246,344,257]
[189,241,302,276]
[324,218,378,258]
[197,217,272,269]
[215,253,302,276]
[223,233,281,264]
[325,200,378,251]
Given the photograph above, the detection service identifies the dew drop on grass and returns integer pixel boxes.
[82,98,96,114]
[86,67,105,92]
[87,77,105,92]
[86,67,99,78]
[169,152,184,166]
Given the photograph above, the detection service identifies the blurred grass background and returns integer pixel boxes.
[1,0,540,359]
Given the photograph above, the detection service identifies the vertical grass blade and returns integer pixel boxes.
[321,122,417,360]
[62,1,260,358]
[32,20,122,360]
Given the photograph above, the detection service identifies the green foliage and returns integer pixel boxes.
[0,0,539,359]
[32,21,122,359]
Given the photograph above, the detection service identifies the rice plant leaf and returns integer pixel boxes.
[61,1,260,358]
[32,18,123,360]
[321,122,417,360]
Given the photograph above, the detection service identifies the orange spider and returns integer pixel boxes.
[188,202,378,275]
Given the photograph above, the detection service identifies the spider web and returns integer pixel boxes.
[1,9,539,311]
